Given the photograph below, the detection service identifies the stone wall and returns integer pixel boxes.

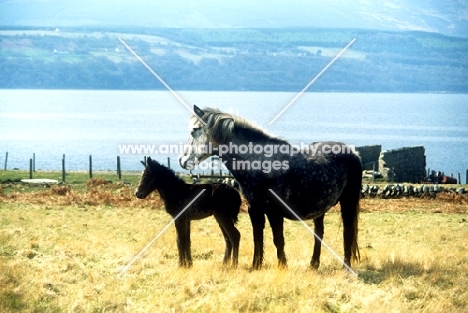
[378,146,426,183]
[355,145,382,170]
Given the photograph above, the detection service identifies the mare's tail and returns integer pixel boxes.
[341,151,362,264]
[350,203,360,263]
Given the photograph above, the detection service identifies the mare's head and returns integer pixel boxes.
[179,105,235,169]
[135,156,164,199]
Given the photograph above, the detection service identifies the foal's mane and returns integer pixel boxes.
[191,107,286,143]
[148,158,185,186]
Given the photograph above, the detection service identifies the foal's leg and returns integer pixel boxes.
[218,226,233,264]
[213,212,232,264]
[229,225,241,267]
[249,208,265,270]
[310,214,325,269]
[175,219,192,267]
[266,213,287,268]
[223,223,241,267]
[214,211,241,266]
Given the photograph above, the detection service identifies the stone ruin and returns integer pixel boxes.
[355,145,381,171]
[378,146,426,183]
[356,145,427,183]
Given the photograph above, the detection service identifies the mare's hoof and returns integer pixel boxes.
[310,262,320,270]
[251,263,262,270]
[277,262,288,270]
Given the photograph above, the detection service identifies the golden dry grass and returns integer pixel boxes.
[1,182,467,312]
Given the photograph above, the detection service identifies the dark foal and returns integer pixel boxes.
[135,157,241,267]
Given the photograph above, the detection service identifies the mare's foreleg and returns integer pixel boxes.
[175,219,192,268]
[266,213,287,268]
[310,214,325,269]
[248,208,265,270]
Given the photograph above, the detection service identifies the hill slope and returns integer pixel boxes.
[1,27,467,92]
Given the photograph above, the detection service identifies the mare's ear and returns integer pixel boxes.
[194,105,205,119]
[193,104,208,126]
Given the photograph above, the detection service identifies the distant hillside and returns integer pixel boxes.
[1,27,467,92]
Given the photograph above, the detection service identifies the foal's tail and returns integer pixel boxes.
[225,187,241,225]
[212,184,241,224]
[232,193,241,225]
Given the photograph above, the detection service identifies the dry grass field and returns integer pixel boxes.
[1,179,467,312]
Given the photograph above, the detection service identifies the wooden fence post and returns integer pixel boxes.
[4,152,8,170]
[211,158,215,176]
[29,159,33,179]
[372,162,376,182]
[117,156,121,180]
[62,155,66,182]
[89,155,93,179]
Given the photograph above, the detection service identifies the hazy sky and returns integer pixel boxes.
[1,0,467,37]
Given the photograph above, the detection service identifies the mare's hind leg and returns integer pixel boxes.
[214,212,241,266]
[266,213,287,268]
[249,208,265,270]
[310,214,325,269]
[175,219,192,268]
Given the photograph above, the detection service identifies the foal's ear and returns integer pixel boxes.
[140,156,149,167]
[194,105,205,119]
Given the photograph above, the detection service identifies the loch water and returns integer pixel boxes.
[1,90,467,182]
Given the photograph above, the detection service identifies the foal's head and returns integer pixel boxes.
[135,156,163,199]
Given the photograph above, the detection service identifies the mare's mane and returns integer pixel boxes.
[190,107,287,144]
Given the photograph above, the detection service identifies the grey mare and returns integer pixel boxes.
[179,105,361,270]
